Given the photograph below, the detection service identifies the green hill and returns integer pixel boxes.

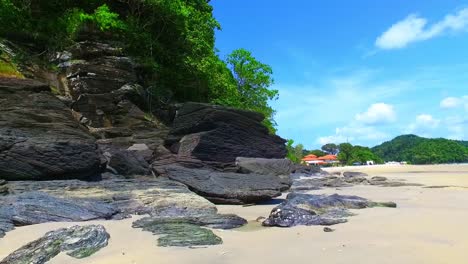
[372,135,468,164]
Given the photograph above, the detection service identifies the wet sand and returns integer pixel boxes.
[1,164,468,264]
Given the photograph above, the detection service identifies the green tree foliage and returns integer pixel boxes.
[286,139,304,164]
[337,143,383,165]
[321,143,339,155]
[337,143,353,165]
[0,0,280,132]
[221,49,279,132]
[372,135,468,164]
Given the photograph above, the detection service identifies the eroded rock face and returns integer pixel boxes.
[0,77,102,180]
[263,193,396,227]
[53,41,169,164]
[0,225,110,264]
[107,150,150,176]
[162,165,289,204]
[165,103,287,164]
[236,157,293,176]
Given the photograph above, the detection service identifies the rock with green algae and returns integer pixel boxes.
[136,220,222,247]
[132,212,247,247]
[0,225,110,264]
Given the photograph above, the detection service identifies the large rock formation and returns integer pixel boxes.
[3,177,247,238]
[0,225,110,264]
[58,41,170,176]
[0,77,102,180]
[161,165,289,204]
[164,103,287,165]
[263,193,396,227]
[0,192,117,238]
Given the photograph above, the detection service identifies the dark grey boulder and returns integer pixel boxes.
[166,102,287,164]
[0,225,110,264]
[0,192,118,237]
[236,157,293,175]
[291,164,326,176]
[0,77,102,181]
[163,165,289,204]
[263,193,396,227]
[108,150,150,176]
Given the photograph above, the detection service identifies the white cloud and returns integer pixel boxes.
[355,103,397,124]
[445,116,467,140]
[316,102,395,146]
[317,123,390,146]
[440,97,463,108]
[376,9,468,49]
[406,114,440,134]
[440,95,468,110]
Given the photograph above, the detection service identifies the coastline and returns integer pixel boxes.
[1,164,468,264]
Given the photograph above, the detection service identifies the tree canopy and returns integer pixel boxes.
[321,143,339,155]
[372,135,468,164]
[286,139,304,164]
[0,0,279,132]
[337,143,383,165]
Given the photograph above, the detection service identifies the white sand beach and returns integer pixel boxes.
[1,164,468,264]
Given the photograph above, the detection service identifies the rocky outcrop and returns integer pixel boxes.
[107,150,150,176]
[0,225,110,264]
[164,103,287,165]
[161,165,289,204]
[236,157,293,176]
[6,177,219,218]
[263,193,396,227]
[0,192,117,238]
[291,172,422,191]
[51,41,169,167]
[3,178,247,247]
[0,77,102,180]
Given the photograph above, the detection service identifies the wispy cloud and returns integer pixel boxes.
[317,123,391,146]
[406,114,440,135]
[440,95,468,111]
[376,8,468,49]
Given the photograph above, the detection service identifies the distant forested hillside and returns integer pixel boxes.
[372,135,468,164]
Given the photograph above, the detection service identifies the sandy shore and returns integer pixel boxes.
[1,164,468,264]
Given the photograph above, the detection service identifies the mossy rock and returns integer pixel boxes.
[0,59,23,78]
[137,220,222,247]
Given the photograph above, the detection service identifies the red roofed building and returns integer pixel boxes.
[302,154,338,166]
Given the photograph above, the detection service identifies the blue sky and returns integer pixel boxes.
[212,1,468,149]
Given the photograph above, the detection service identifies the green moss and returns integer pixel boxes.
[0,59,23,78]
[68,247,100,259]
[369,201,397,208]
[138,219,223,247]
[50,85,60,95]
